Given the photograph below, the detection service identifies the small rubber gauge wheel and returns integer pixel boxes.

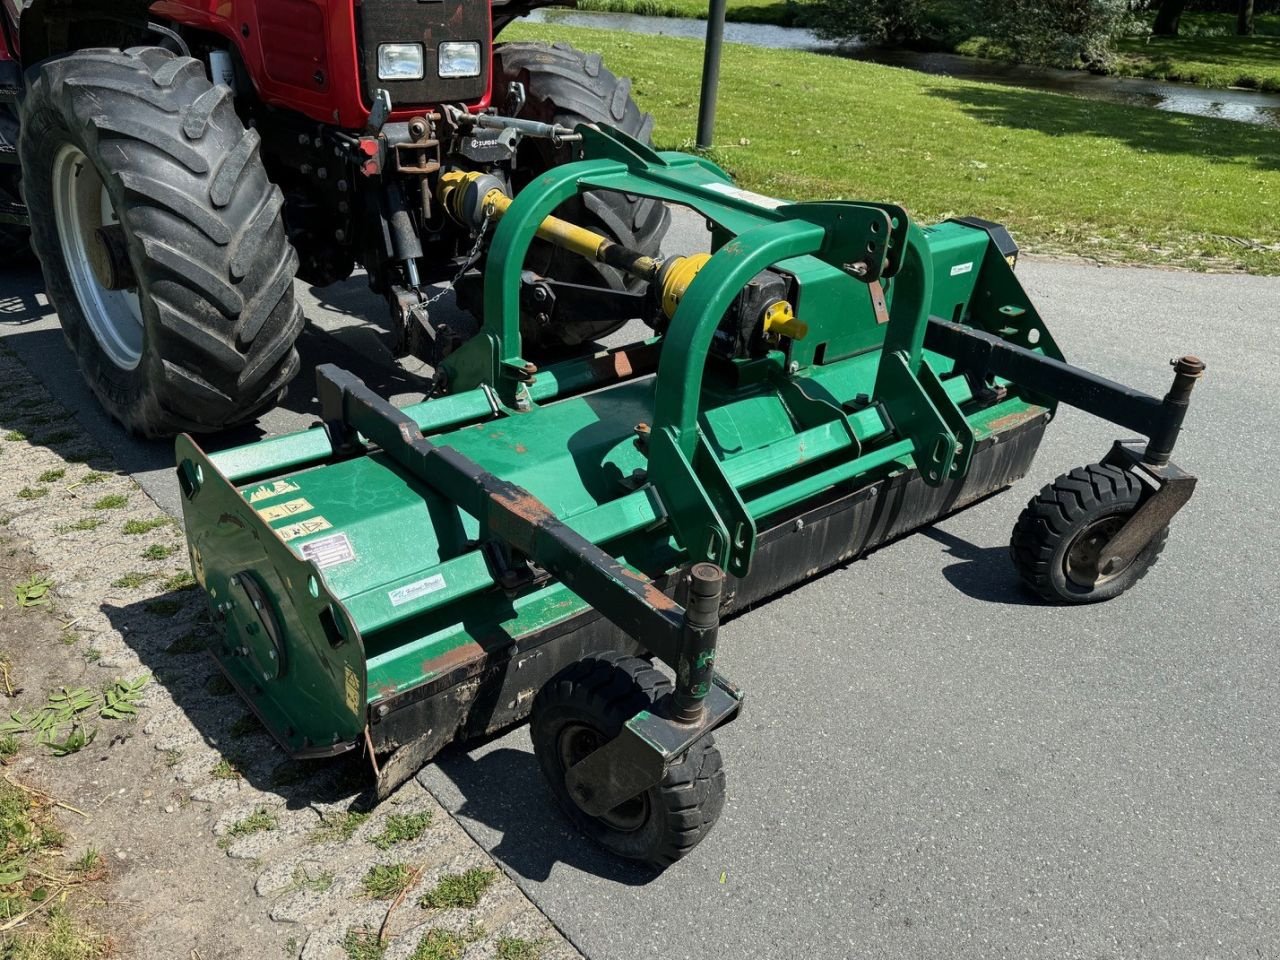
[1010,463,1167,604]
[530,653,725,868]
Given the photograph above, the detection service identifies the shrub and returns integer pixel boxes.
[808,0,931,45]
[981,0,1137,67]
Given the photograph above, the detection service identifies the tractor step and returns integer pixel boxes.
[0,198,28,226]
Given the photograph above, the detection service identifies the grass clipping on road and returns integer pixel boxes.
[506,22,1280,273]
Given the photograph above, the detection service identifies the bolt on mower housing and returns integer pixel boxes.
[175,125,1203,867]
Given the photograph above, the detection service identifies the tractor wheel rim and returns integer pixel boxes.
[559,723,650,833]
[1065,514,1129,588]
[52,144,144,371]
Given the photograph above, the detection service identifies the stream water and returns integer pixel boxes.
[526,8,1280,129]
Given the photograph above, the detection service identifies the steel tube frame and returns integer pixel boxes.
[925,318,1202,463]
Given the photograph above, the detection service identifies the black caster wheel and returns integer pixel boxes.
[1010,463,1167,604]
[530,653,725,868]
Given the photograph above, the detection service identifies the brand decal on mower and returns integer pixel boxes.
[299,532,356,570]
[247,479,301,503]
[387,574,447,607]
[257,498,315,523]
[950,261,975,276]
[276,517,333,542]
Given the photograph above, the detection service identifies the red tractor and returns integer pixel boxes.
[0,0,668,435]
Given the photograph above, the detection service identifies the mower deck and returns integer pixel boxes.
[178,342,1047,773]
[175,127,1202,861]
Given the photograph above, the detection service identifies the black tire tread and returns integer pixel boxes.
[530,654,725,868]
[19,46,301,436]
[1010,463,1167,603]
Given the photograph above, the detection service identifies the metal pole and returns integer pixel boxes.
[696,0,727,150]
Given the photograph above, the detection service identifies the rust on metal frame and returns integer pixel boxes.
[868,281,890,326]
[419,640,486,685]
[616,563,682,614]
[490,485,557,526]
[587,341,660,383]
[987,405,1048,434]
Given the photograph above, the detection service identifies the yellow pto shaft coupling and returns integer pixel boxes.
[658,254,806,340]
[658,252,711,320]
[762,300,808,340]
[438,169,806,340]
[439,169,660,278]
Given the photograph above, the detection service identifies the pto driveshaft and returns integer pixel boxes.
[438,169,807,338]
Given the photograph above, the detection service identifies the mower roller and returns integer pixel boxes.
[175,125,1204,867]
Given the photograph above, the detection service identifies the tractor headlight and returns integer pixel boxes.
[438,42,482,79]
[377,43,425,81]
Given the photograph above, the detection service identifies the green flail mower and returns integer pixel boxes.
[175,126,1204,867]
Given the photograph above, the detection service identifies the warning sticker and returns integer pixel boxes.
[388,574,447,607]
[276,517,333,542]
[247,479,300,503]
[299,532,356,570]
[704,181,788,210]
[344,664,360,715]
[258,497,314,523]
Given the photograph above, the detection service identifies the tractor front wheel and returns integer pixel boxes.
[1010,463,1167,603]
[20,47,303,437]
[530,653,726,868]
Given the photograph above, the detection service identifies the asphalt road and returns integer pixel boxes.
[2,214,1278,959]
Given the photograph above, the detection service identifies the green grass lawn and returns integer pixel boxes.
[1114,14,1280,91]
[573,0,807,26]
[503,22,1280,273]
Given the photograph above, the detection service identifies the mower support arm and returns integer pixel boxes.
[925,317,1205,572]
[925,318,1204,466]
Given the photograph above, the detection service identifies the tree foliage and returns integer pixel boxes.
[808,0,931,45]
[979,0,1138,67]
[807,0,1271,60]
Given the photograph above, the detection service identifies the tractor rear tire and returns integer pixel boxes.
[494,42,671,351]
[0,106,33,265]
[19,47,303,437]
[1010,463,1167,604]
[530,653,726,869]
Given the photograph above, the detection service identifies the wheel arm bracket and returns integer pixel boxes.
[564,673,743,818]
[1098,440,1197,574]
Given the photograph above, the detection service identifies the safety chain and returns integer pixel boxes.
[419,211,494,308]
[420,212,495,397]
